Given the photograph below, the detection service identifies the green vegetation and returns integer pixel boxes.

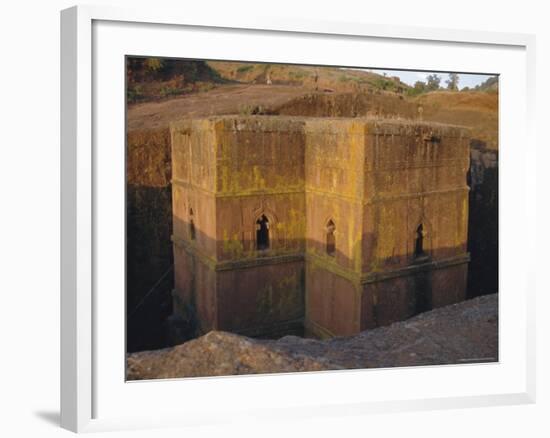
[474,76,498,92]
[238,104,265,115]
[446,73,459,91]
[127,85,144,103]
[289,70,308,79]
[144,57,164,72]
[373,77,397,91]
[407,73,498,95]
[159,86,182,98]
[236,65,254,74]
[406,73,464,96]
[426,74,441,91]
[406,80,427,97]
[126,57,226,103]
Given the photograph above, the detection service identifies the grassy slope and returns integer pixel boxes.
[127,59,412,104]
[413,91,498,149]
[207,61,410,93]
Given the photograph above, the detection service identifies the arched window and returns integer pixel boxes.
[326,219,336,256]
[189,208,196,240]
[414,223,424,257]
[256,215,270,250]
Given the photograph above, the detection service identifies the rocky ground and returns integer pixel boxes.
[127,294,498,380]
[127,84,314,131]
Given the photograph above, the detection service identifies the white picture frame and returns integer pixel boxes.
[60,4,536,433]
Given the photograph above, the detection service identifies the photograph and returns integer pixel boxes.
[124,57,499,380]
[2,0,545,435]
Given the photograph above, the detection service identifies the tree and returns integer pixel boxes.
[474,76,498,91]
[407,80,427,97]
[446,73,459,91]
[426,74,441,91]
[414,81,426,92]
[144,57,164,72]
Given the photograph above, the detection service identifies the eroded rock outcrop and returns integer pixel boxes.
[127,294,498,380]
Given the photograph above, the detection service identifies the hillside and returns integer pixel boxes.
[126,58,412,104]
[473,75,499,92]
[127,84,317,131]
[207,61,410,93]
[127,69,498,149]
[413,91,499,149]
[127,294,498,379]
[126,60,498,150]
[126,58,226,103]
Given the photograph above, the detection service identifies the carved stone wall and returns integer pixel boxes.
[170,116,470,338]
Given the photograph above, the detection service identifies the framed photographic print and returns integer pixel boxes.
[61,4,536,433]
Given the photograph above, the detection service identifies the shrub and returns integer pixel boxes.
[159,86,181,98]
[144,58,164,72]
[373,78,396,91]
[127,85,144,103]
[236,65,254,74]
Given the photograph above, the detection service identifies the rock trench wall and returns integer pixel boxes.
[126,128,174,352]
[467,141,498,297]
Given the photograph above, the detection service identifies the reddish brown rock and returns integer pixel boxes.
[127,294,497,380]
[170,115,471,339]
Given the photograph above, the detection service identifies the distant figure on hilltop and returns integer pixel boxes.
[314,70,319,91]
[418,105,424,121]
